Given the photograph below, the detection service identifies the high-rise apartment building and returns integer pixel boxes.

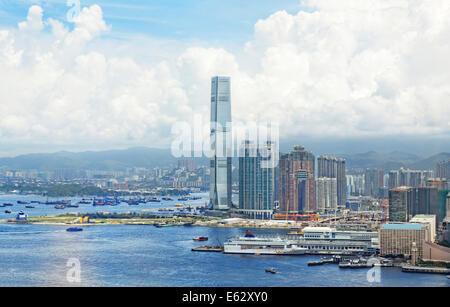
[315,177,337,213]
[178,158,195,171]
[209,76,232,210]
[279,145,316,214]
[317,155,346,208]
[364,168,383,197]
[436,160,450,183]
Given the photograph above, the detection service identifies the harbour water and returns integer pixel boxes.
[0,194,209,220]
[0,195,448,287]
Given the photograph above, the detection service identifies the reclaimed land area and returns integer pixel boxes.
[0,212,301,229]
[0,212,217,226]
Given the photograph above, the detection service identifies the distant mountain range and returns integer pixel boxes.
[339,151,450,171]
[0,147,177,171]
[0,147,448,171]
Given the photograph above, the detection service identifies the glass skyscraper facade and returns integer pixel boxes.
[210,76,232,210]
[238,141,276,219]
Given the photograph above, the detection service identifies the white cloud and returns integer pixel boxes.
[64,4,110,46]
[18,5,44,32]
[0,1,449,154]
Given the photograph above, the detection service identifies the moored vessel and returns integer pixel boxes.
[224,234,307,255]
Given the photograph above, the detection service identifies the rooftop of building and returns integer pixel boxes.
[302,226,335,232]
[381,223,423,230]
[390,186,414,191]
[411,214,436,220]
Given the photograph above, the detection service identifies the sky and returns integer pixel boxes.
[0,0,449,157]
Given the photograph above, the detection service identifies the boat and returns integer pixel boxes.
[147,197,161,203]
[30,200,40,203]
[161,197,173,201]
[245,230,255,238]
[66,204,79,208]
[192,245,223,252]
[154,223,174,228]
[4,209,11,214]
[78,200,91,204]
[17,201,29,204]
[25,205,35,209]
[265,268,277,274]
[55,205,66,209]
[66,227,83,232]
[3,203,13,207]
[224,235,307,255]
[178,197,189,201]
[16,211,28,221]
[193,236,208,242]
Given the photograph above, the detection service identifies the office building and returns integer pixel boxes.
[388,186,415,222]
[209,76,232,210]
[379,223,427,258]
[427,178,449,222]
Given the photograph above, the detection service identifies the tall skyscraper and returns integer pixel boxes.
[238,141,277,219]
[210,76,232,210]
[279,145,316,214]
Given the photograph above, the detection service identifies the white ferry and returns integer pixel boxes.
[223,231,307,255]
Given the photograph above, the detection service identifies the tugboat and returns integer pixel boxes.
[265,268,277,274]
[66,227,83,232]
[193,236,209,242]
